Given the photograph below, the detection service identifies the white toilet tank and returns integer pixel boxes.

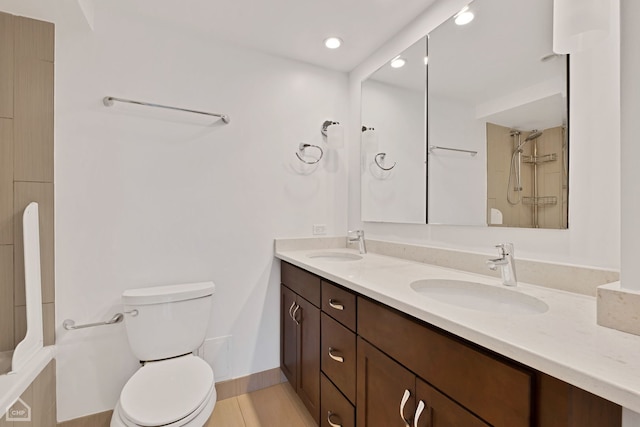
[122,282,215,361]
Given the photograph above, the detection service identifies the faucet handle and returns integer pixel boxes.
[495,243,514,257]
[348,229,364,238]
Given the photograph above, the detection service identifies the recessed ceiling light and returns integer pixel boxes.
[324,37,342,49]
[454,6,474,25]
[390,56,406,68]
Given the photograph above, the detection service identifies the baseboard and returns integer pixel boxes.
[57,410,113,427]
[215,367,286,400]
[55,368,285,425]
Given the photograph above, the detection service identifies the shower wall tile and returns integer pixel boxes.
[9,303,51,346]
[13,182,55,306]
[0,119,13,244]
[0,13,13,119]
[13,57,54,183]
[0,245,13,352]
[14,16,54,63]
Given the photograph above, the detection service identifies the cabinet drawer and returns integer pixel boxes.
[281,262,321,307]
[321,374,355,427]
[322,281,356,331]
[358,297,532,427]
[321,313,356,404]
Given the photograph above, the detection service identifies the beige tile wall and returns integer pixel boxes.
[0,360,56,426]
[0,12,55,353]
[486,123,566,229]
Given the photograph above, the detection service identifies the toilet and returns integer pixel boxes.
[111,282,217,427]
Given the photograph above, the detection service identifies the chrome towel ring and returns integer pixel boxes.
[296,143,324,164]
[374,153,396,171]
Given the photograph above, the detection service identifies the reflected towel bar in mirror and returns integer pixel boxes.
[103,96,231,124]
[429,145,477,157]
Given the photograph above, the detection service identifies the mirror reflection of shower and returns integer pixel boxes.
[487,123,567,229]
[507,129,543,205]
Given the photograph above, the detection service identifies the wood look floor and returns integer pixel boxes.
[207,382,316,427]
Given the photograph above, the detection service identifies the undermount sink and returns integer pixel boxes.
[306,252,363,262]
[410,279,549,315]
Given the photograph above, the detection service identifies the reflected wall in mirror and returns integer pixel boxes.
[359,0,569,229]
[360,37,427,223]
[428,0,568,228]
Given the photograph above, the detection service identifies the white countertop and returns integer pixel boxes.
[275,248,640,413]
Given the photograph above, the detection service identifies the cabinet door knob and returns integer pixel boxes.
[327,411,342,427]
[400,389,412,427]
[328,299,344,311]
[292,304,301,325]
[328,347,344,363]
[414,400,426,427]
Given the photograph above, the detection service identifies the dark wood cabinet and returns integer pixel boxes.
[280,264,321,425]
[321,313,356,404]
[356,337,415,427]
[321,373,355,427]
[356,338,489,427]
[280,262,622,427]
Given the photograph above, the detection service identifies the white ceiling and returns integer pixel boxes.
[0,0,438,72]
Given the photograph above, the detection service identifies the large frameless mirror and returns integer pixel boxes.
[360,0,569,229]
[360,37,427,224]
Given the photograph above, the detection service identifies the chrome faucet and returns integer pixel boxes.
[486,243,517,286]
[348,230,367,254]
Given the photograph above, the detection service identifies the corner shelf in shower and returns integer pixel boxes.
[522,196,558,206]
[522,153,557,164]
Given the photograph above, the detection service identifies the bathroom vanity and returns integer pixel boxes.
[276,245,635,427]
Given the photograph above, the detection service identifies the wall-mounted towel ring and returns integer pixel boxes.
[296,143,324,164]
[374,153,396,171]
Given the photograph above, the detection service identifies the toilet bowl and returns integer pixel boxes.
[111,282,216,427]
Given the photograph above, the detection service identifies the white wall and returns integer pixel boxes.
[620,0,640,291]
[428,94,485,225]
[54,5,348,421]
[349,0,620,269]
[361,80,426,223]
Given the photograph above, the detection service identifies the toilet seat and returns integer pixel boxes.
[118,354,215,427]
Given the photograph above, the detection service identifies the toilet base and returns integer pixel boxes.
[111,385,216,427]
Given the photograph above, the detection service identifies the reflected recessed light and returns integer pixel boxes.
[324,37,342,49]
[454,6,474,25]
[390,56,406,68]
[423,56,429,65]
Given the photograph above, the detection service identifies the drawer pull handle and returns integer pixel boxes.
[288,301,296,321]
[327,411,342,427]
[414,400,425,427]
[328,347,344,363]
[400,389,411,427]
[328,299,344,311]
[292,304,300,325]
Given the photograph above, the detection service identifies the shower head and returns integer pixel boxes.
[525,130,543,142]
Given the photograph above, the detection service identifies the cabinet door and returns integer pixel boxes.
[357,338,415,427]
[297,295,321,425]
[414,378,490,427]
[281,285,297,386]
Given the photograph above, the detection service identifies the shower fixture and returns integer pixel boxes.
[507,129,543,205]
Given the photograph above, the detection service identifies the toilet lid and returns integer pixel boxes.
[120,355,214,427]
